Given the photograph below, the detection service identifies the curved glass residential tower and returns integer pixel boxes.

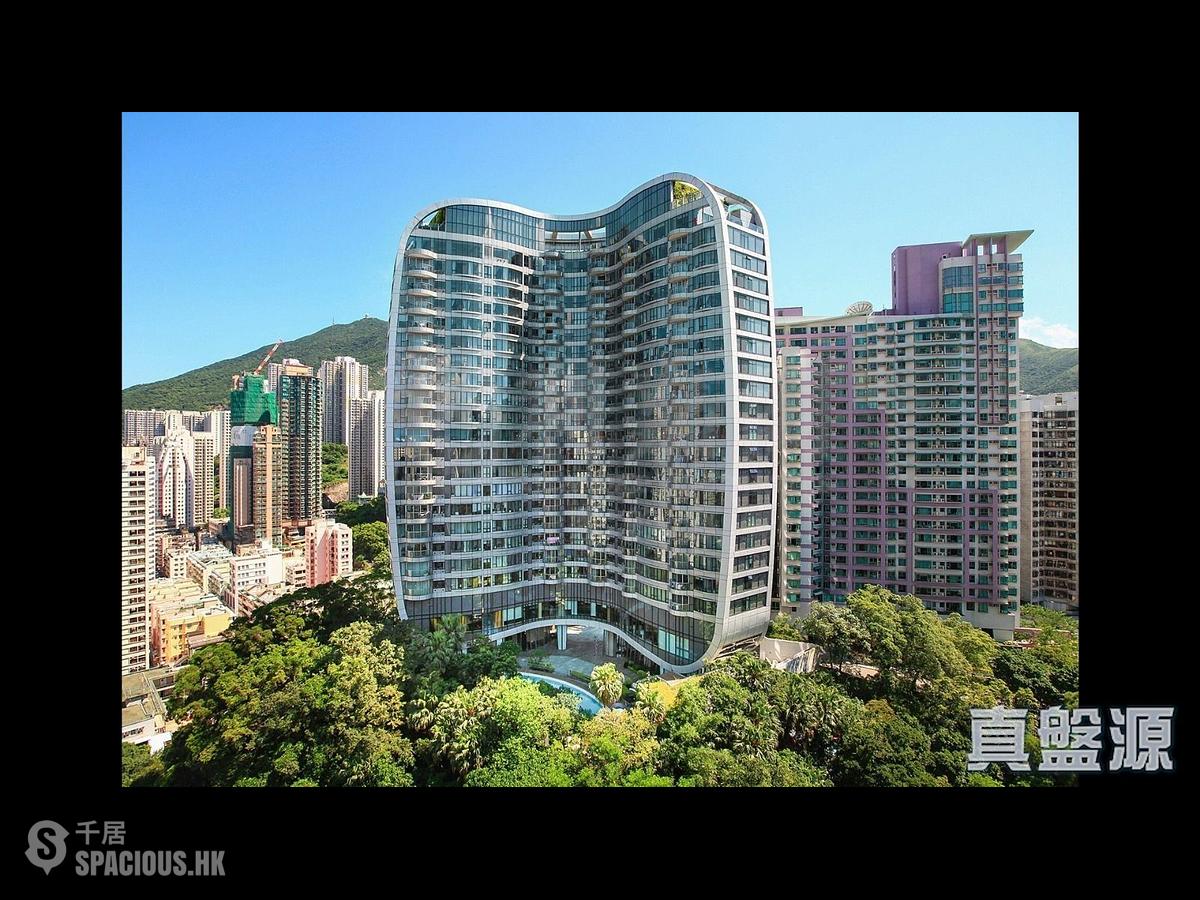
[386,173,776,673]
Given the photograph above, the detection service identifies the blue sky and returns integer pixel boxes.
[122,112,1078,387]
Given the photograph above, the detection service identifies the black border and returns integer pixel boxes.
[14,110,1186,886]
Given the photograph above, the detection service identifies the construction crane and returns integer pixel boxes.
[231,339,284,389]
[254,339,285,375]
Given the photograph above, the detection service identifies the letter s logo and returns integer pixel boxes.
[25,820,69,874]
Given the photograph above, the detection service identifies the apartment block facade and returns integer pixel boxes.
[193,430,216,523]
[320,356,370,445]
[200,408,231,510]
[1019,391,1078,611]
[305,518,354,586]
[153,427,195,529]
[773,231,1029,639]
[121,446,156,674]
[386,174,777,673]
[348,389,386,499]
[277,360,324,522]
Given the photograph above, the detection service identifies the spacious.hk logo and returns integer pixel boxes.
[26,821,69,874]
[23,819,224,877]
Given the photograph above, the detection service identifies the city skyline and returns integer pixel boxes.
[122,112,1079,387]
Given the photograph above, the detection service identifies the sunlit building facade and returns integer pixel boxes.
[386,174,776,673]
[773,231,1029,640]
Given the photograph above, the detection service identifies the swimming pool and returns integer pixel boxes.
[519,672,603,716]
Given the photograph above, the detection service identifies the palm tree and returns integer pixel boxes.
[435,614,468,652]
[634,682,667,725]
[589,663,625,710]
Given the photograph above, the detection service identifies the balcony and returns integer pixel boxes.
[407,267,436,280]
[668,225,691,241]
[406,247,437,260]
[407,287,437,299]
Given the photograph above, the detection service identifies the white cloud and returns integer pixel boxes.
[1020,317,1078,348]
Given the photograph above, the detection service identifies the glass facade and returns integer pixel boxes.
[386,175,775,672]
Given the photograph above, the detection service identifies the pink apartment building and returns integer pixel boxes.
[305,519,353,587]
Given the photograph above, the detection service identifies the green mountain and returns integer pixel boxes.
[123,318,1077,411]
[122,317,388,411]
[1017,338,1078,394]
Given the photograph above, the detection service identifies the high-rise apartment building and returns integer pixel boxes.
[1019,391,1078,612]
[153,427,195,529]
[773,231,1029,640]
[250,424,282,546]
[124,408,199,445]
[228,375,282,548]
[348,389,385,499]
[122,446,156,674]
[386,174,776,673]
[199,408,231,509]
[277,360,324,522]
[192,431,216,522]
[320,356,370,444]
[127,409,230,513]
[124,409,163,446]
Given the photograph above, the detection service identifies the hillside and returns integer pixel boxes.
[122,317,387,411]
[122,318,1077,411]
[1017,339,1078,394]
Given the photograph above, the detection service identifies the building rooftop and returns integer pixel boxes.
[961,229,1033,253]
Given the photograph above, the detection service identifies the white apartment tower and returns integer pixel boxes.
[200,408,231,509]
[193,431,216,522]
[348,389,385,499]
[122,446,156,674]
[320,356,370,444]
[153,427,196,529]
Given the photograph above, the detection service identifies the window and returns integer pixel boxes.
[739,358,771,377]
[735,292,769,315]
[736,314,770,335]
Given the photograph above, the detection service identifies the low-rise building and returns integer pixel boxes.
[157,531,195,578]
[230,540,285,591]
[284,555,308,589]
[186,546,233,598]
[235,582,293,617]
[121,667,178,753]
[151,592,232,666]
